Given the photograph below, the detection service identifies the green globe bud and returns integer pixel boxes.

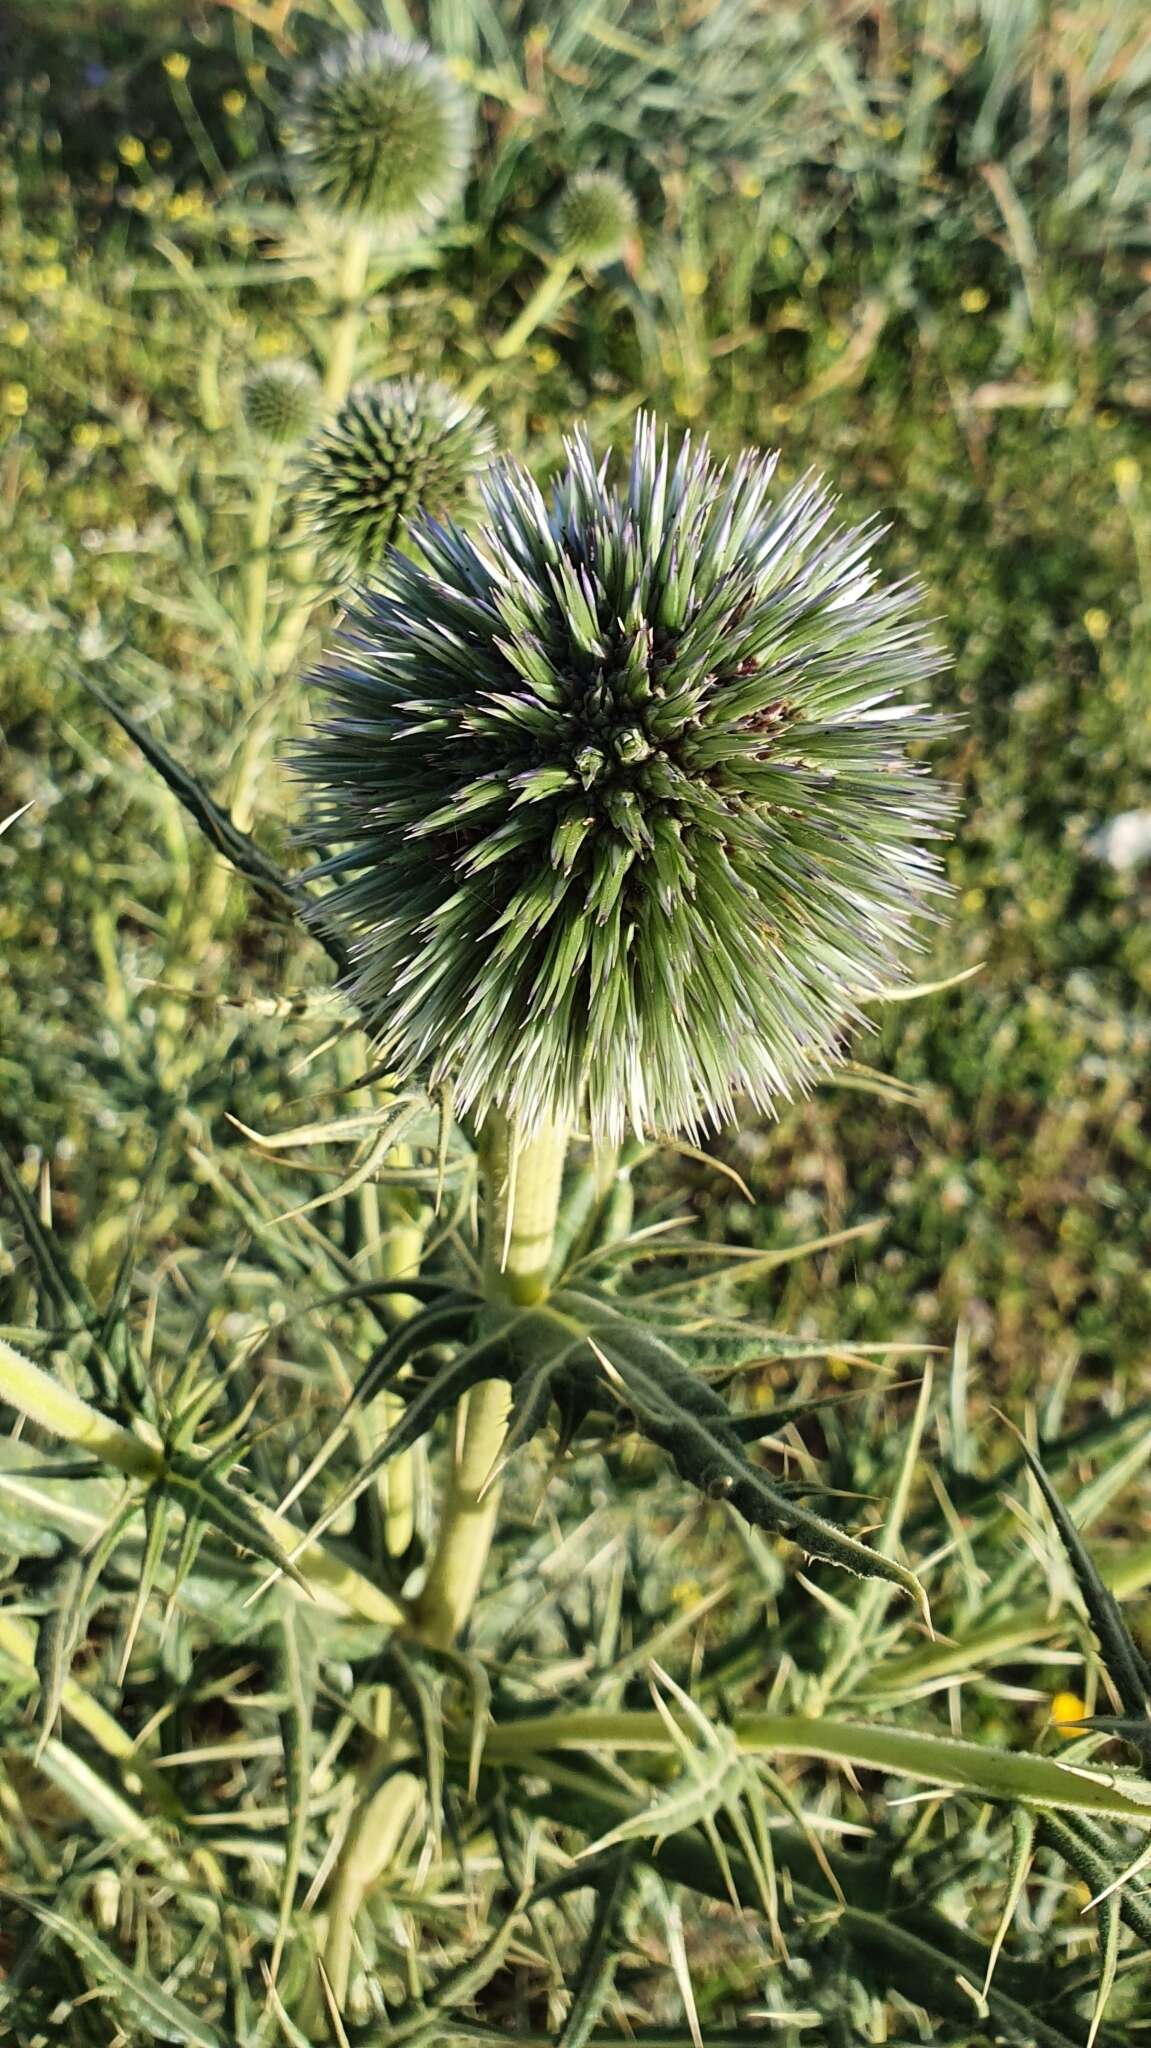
[296,415,952,1143]
[296,377,495,578]
[240,358,320,449]
[555,169,637,265]
[286,32,472,237]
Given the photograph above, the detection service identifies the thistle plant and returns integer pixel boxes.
[298,413,950,1143]
[285,32,472,240]
[490,167,638,364]
[240,357,320,449]
[296,377,495,579]
[556,167,638,265]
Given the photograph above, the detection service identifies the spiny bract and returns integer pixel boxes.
[296,378,495,578]
[286,32,472,236]
[241,357,319,448]
[297,415,950,1141]
[556,169,637,265]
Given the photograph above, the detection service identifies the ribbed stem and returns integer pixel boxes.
[412,1114,568,1649]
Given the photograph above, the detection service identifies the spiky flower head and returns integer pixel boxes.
[556,169,637,265]
[297,415,950,1142]
[296,377,495,578]
[286,32,472,236]
[240,357,320,448]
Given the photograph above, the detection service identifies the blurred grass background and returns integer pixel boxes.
[1,0,1148,1403]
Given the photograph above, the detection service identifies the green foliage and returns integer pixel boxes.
[2,0,1151,2041]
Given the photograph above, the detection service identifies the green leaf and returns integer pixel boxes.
[75,668,349,974]
[1020,1440,1151,1729]
[271,1602,317,1986]
[554,1845,638,2048]
[6,1895,220,2045]
[477,1706,1151,1827]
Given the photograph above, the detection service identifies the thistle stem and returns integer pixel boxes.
[320,1686,421,2012]
[461,255,577,403]
[323,222,374,404]
[268,225,376,680]
[242,459,283,671]
[412,1114,568,1650]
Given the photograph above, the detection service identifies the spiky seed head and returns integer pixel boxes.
[556,170,637,264]
[297,414,951,1143]
[296,377,495,578]
[240,358,320,448]
[285,32,472,236]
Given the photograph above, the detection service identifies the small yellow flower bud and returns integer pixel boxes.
[164,52,190,80]
[118,135,145,166]
[1083,608,1110,642]
[3,382,29,416]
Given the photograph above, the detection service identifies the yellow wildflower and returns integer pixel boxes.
[163,52,190,80]
[961,286,989,314]
[3,382,29,417]
[1051,1691,1089,1736]
[222,90,246,116]
[118,136,145,167]
[1083,608,1110,642]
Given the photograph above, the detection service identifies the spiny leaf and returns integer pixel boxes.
[32,1553,88,1761]
[76,669,349,974]
[1086,1892,1120,2048]
[271,1603,317,1986]
[1020,1439,1151,1730]
[164,1453,311,1596]
[554,1844,639,2047]
[383,1641,445,1851]
[563,1297,928,1610]
[1040,1812,1151,1946]
[982,1807,1035,2000]
[5,1893,221,2046]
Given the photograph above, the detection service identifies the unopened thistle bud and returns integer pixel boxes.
[241,358,320,448]
[285,32,472,238]
[297,415,951,1142]
[556,170,636,265]
[296,377,495,577]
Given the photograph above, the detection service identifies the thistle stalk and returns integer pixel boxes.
[412,1115,568,1651]
[242,457,284,671]
[323,222,374,407]
[489,253,576,364]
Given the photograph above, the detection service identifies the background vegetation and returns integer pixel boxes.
[1,0,1149,2041]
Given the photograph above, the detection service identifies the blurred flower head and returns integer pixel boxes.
[556,169,637,265]
[286,32,472,237]
[241,357,320,448]
[296,376,494,577]
[297,415,950,1141]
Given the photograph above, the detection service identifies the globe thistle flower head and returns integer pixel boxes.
[298,415,951,1143]
[556,169,637,265]
[240,357,320,448]
[296,377,495,578]
[286,32,472,237]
